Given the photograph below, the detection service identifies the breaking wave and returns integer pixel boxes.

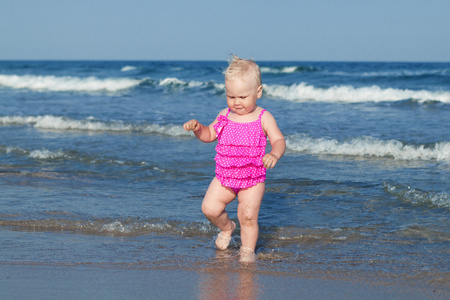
[0,74,222,93]
[150,78,450,103]
[0,74,141,92]
[286,135,450,161]
[121,65,137,72]
[260,66,318,74]
[384,183,450,210]
[0,115,188,136]
[2,72,448,104]
[0,216,216,237]
[263,82,450,103]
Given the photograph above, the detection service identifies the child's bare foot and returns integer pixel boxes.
[215,221,236,250]
[239,247,256,263]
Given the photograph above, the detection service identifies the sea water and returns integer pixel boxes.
[0,60,449,283]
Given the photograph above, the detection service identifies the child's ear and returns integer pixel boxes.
[257,85,263,98]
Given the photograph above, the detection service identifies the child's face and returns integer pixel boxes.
[225,74,262,116]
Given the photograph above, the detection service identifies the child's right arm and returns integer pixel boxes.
[183,119,217,143]
[183,109,228,143]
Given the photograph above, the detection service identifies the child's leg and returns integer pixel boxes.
[237,182,265,252]
[202,177,236,237]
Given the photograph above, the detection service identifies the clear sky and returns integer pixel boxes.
[1,0,449,62]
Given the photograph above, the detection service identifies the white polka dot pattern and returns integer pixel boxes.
[213,109,267,189]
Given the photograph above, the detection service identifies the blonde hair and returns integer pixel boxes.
[224,54,262,87]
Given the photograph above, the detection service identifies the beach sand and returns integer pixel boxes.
[1,263,448,300]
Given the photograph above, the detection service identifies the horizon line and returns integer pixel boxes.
[0,58,449,63]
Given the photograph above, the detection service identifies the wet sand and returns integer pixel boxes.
[1,263,448,300]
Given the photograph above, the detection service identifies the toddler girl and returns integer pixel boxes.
[183,55,285,262]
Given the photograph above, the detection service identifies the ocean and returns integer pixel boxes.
[0,60,449,285]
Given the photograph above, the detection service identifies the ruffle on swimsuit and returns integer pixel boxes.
[214,115,228,136]
[213,109,267,190]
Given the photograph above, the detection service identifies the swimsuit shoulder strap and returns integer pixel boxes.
[226,108,231,117]
[258,109,266,120]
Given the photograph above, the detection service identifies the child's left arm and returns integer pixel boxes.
[262,112,286,169]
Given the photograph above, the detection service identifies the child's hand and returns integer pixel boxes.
[183,119,200,132]
[262,153,279,169]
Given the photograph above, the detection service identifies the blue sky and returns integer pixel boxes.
[1,0,449,61]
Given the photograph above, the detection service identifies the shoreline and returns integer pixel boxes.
[1,262,448,300]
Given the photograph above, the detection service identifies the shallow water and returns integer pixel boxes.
[0,60,449,284]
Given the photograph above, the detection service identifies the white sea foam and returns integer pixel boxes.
[158,77,203,88]
[1,145,72,160]
[1,145,70,161]
[385,183,450,210]
[261,66,307,74]
[29,149,66,159]
[0,115,189,137]
[263,82,450,103]
[0,74,141,92]
[159,77,186,86]
[121,66,137,72]
[100,220,171,234]
[286,135,450,161]
[214,83,225,90]
[0,145,26,155]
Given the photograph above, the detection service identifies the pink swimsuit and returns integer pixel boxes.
[213,108,267,193]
